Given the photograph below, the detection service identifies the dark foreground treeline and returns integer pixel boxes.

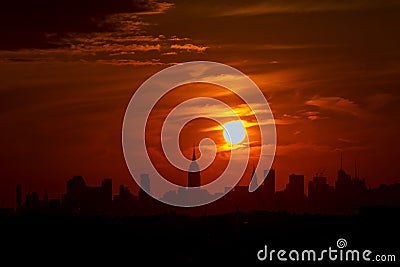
[0,206,399,265]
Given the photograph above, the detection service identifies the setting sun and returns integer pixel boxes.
[222,120,247,145]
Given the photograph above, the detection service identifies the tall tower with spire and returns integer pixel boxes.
[188,147,201,187]
[335,152,352,194]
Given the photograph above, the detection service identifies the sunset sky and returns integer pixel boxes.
[1,0,400,207]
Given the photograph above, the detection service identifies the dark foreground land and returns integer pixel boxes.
[1,207,399,265]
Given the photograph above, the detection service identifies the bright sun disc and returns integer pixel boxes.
[222,120,246,144]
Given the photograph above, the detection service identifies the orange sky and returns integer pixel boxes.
[1,0,400,207]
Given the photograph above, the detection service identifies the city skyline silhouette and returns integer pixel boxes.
[1,154,399,265]
[4,152,399,218]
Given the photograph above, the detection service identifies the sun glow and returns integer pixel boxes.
[222,120,247,145]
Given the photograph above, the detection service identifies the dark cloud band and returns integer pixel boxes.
[0,0,160,50]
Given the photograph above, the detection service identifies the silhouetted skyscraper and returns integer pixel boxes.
[139,174,152,204]
[250,165,258,190]
[308,176,334,199]
[287,174,305,198]
[113,184,138,216]
[264,169,275,196]
[335,154,352,194]
[16,184,22,211]
[66,176,86,212]
[308,175,335,213]
[352,160,366,192]
[43,190,48,203]
[67,176,86,199]
[101,178,112,202]
[188,147,201,187]
[140,173,150,193]
[64,176,113,214]
[25,192,39,206]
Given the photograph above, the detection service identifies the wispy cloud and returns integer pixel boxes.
[337,137,359,144]
[95,59,165,66]
[302,111,321,121]
[306,96,364,116]
[170,44,208,53]
[216,0,400,17]
[0,0,170,50]
[133,2,174,15]
[161,51,178,56]
[0,1,211,64]
[220,43,339,51]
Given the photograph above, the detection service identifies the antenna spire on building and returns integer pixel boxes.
[192,144,196,161]
[340,152,343,170]
[188,144,201,187]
